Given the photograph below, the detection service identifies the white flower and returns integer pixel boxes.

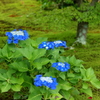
[40,77,53,83]
[11,31,24,36]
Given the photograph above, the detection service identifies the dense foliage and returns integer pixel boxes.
[0,30,100,100]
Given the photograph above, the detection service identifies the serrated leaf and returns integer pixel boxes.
[82,83,88,89]
[69,55,76,65]
[28,91,42,100]
[90,78,100,89]
[11,84,22,91]
[86,67,96,81]
[7,69,16,78]
[51,93,63,100]
[60,90,71,99]
[59,72,66,80]
[10,77,24,85]
[1,82,11,92]
[60,82,72,91]
[18,45,34,60]
[0,73,7,81]
[10,61,29,72]
[32,49,46,61]
[81,88,92,97]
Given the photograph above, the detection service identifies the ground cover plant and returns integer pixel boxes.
[0,0,100,100]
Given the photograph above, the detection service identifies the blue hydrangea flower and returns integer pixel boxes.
[54,40,67,48]
[38,41,55,50]
[34,75,58,90]
[38,40,67,50]
[5,29,29,44]
[52,62,70,72]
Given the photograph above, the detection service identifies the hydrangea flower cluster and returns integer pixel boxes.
[54,40,67,48]
[38,41,55,50]
[34,75,58,90]
[38,40,67,50]
[5,29,29,44]
[52,62,70,72]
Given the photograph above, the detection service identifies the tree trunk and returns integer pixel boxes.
[73,0,98,45]
[75,22,89,45]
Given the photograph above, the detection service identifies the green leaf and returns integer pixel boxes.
[18,45,34,60]
[90,78,100,89]
[51,93,63,100]
[28,91,42,100]
[0,73,7,81]
[36,37,48,45]
[1,44,9,58]
[67,73,75,78]
[0,69,7,74]
[69,55,76,65]
[10,77,24,85]
[59,56,66,62]
[32,49,46,61]
[14,92,21,100]
[1,82,11,92]
[33,58,50,70]
[74,59,83,67]
[59,72,66,80]
[81,88,92,97]
[82,83,88,89]
[11,84,22,91]
[60,82,72,91]
[86,67,96,81]
[60,90,71,99]
[7,69,16,78]
[10,61,29,72]
[80,68,88,81]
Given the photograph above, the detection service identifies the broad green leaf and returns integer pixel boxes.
[80,68,88,81]
[0,69,7,74]
[1,82,11,92]
[59,72,66,80]
[7,69,16,78]
[65,56,70,62]
[32,49,46,61]
[82,83,88,89]
[33,58,50,70]
[1,44,9,58]
[49,85,61,94]
[71,88,80,96]
[67,73,75,78]
[31,39,39,48]
[69,96,75,100]
[69,55,76,65]
[36,37,48,45]
[90,78,100,89]
[0,73,7,81]
[60,82,72,91]
[58,56,66,62]
[11,84,22,91]
[51,93,63,100]
[10,77,24,85]
[18,45,34,60]
[28,91,42,100]
[86,67,96,81]
[60,90,71,99]
[81,88,92,97]
[74,59,83,67]
[10,61,29,72]
[14,92,21,100]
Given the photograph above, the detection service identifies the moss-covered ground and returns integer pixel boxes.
[0,0,100,100]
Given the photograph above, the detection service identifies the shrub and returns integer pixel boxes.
[0,30,100,100]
